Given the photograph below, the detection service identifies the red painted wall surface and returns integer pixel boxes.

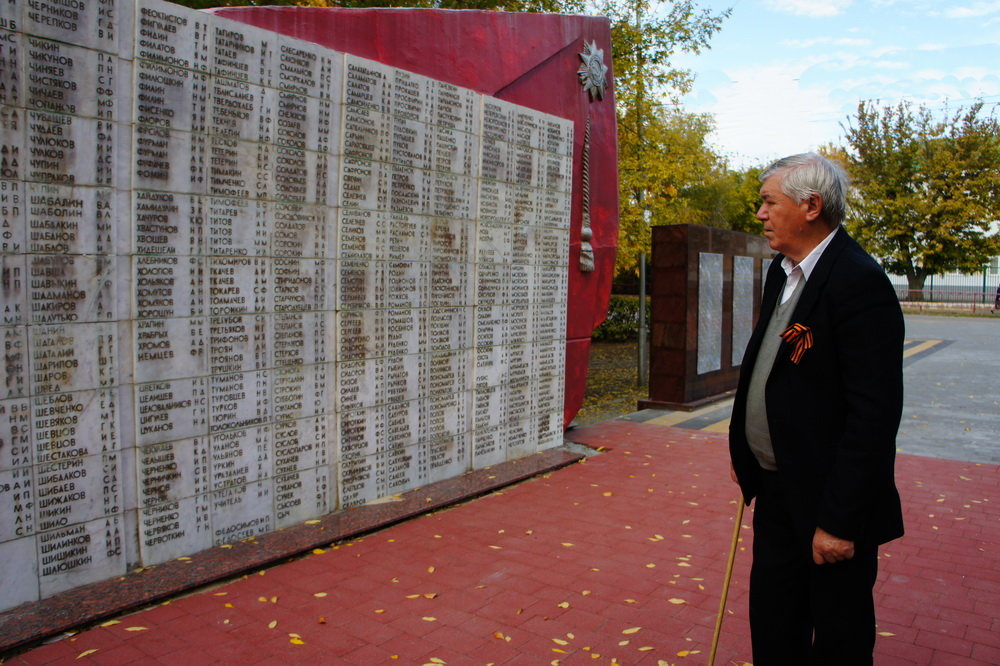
[213,7,619,427]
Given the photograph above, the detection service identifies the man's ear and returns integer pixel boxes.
[804,194,823,222]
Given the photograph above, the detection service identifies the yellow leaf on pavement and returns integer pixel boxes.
[124,627,148,632]
[76,649,98,659]
[622,627,641,634]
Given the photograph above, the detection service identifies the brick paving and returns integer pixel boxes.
[7,419,998,665]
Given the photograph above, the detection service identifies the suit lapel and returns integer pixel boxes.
[789,226,850,324]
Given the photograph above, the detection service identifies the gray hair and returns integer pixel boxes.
[761,152,850,226]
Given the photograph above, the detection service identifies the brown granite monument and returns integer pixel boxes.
[639,224,774,410]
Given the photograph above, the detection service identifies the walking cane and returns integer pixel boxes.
[709,499,746,666]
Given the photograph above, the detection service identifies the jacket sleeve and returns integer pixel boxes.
[815,259,904,542]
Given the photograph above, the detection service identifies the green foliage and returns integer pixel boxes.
[591,295,649,341]
[616,105,726,276]
[843,100,1000,296]
[601,0,732,281]
[682,164,764,234]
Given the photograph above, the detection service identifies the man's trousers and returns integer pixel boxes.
[749,469,879,666]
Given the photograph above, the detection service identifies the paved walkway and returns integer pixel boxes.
[8,418,998,665]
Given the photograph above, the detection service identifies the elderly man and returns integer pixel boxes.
[729,153,904,665]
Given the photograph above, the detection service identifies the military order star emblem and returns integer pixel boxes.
[577,41,608,101]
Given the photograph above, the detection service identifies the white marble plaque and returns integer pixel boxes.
[732,255,754,367]
[697,252,724,374]
[0,0,577,613]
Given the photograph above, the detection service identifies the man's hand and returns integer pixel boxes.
[812,527,855,565]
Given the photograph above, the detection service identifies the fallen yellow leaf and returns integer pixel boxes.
[314,592,328,598]
[312,548,326,555]
[268,620,277,629]
[76,649,98,659]
[428,566,436,573]
[677,649,701,657]
[100,620,120,628]
[270,596,278,603]
[622,627,641,635]
[305,520,320,525]
[561,542,575,547]
[638,646,655,651]
[423,593,438,599]
[878,631,895,637]
[422,616,437,622]
[290,638,305,645]
[668,598,686,605]
[557,601,570,608]
[318,617,327,624]
[124,627,148,632]
[552,638,569,645]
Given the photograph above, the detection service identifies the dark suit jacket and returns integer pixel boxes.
[730,226,905,546]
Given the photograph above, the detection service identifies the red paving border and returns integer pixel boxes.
[6,420,998,665]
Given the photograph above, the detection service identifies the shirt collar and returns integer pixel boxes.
[781,226,839,279]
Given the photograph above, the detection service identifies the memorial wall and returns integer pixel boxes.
[0,0,572,613]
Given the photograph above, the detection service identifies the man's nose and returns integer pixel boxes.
[756,205,767,220]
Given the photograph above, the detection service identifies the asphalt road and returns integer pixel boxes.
[616,312,1000,465]
[898,313,1000,464]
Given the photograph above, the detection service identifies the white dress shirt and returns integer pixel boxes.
[779,227,839,304]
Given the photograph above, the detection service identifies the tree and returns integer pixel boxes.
[615,105,726,275]
[843,100,1000,299]
[597,0,730,281]
[685,164,764,234]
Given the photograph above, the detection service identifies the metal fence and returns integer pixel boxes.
[888,267,1000,305]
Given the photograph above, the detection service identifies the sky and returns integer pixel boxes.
[668,0,1000,168]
